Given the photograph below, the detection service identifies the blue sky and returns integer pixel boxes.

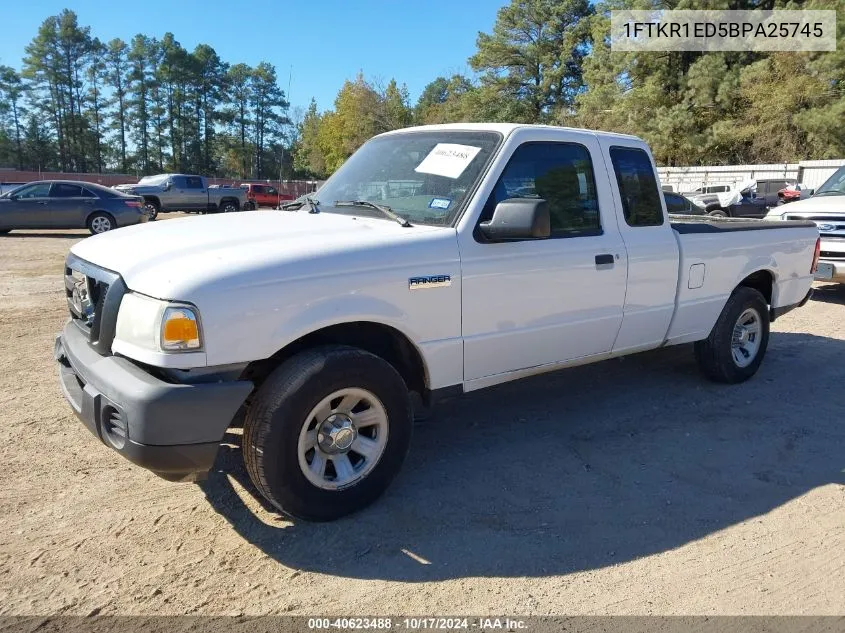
[0,0,499,113]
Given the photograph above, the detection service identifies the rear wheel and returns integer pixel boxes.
[708,208,727,217]
[695,287,769,383]
[144,199,160,220]
[243,345,413,521]
[87,212,115,235]
[221,200,239,213]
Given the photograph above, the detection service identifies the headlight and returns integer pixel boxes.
[114,293,203,352]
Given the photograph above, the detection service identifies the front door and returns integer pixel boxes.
[459,136,628,383]
[0,182,54,229]
[173,176,208,210]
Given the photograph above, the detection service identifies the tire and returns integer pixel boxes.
[143,199,160,221]
[221,200,239,213]
[708,209,727,217]
[87,212,116,235]
[243,345,413,521]
[695,287,770,384]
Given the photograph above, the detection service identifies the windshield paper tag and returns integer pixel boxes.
[429,198,451,210]
[415,144,482,179]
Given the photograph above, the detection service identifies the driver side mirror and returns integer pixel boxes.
[162,181,172,191]
[479,198,550,241]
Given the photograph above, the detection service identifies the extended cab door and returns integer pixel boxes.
[458,129,628,384]
[597,141,680,355]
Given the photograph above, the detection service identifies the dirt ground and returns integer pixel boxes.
[0,220,843,616]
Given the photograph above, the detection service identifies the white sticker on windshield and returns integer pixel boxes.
[414,144,482,179]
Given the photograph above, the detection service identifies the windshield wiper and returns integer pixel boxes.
[812,191,844,197]
[281,196,320,212]
[333,200,412,227]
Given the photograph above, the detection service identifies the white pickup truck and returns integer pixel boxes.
[55,124,819,521]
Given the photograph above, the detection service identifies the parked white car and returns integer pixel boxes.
[55,123,819,521]
[765,165,845,283]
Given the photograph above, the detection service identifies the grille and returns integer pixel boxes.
[786,215,845,223]
[820,251,845,260]
[64,254,126,355]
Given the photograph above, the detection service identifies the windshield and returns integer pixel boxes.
[814,166,845,196]
[312,130,502,226]
[137,175,170,186]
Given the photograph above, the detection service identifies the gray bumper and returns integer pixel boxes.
[815,259,845,282]
[55,322,253,482]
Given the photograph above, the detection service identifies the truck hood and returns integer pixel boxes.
[114,184,159,194]
[770,195,845,216]
[69,210,450,299]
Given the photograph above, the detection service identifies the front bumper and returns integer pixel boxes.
[815,259,845,282]
[55,322,253,482]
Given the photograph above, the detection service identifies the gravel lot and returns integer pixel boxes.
[0,220,843,616]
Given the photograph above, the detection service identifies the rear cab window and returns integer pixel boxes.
[609,146,665,227]
[664,192,689,214]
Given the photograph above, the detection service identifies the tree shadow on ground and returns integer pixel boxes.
[199,332,845,581]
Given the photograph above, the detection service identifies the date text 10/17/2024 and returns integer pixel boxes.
[307,618,528,630]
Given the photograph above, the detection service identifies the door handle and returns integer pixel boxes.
[37,201,48,205]
[595,254,615,266]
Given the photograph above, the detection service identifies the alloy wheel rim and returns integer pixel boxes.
[731,307,761,368]
[297,387,389,491]
[91,217,111,233]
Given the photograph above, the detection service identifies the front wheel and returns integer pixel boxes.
[243,345,413,521]
[695,287,770,383]
[708,208,728,217]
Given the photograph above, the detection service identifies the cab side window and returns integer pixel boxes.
[15,183,52,199]
[609,146,664,227]
[185,176,203,189]
[480,142,601,238]
[50,183,84,198]
[663,192,690,214]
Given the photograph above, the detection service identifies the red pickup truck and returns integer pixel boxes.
[239,183,295,209]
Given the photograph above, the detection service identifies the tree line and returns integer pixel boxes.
[294,0,845,178]
[0,9,289,179]
[2,2,843,181]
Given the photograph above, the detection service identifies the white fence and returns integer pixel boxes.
[657,159,845,193]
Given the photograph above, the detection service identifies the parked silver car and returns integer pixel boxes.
[0,180,147,235]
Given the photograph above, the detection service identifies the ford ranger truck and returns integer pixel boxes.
[56,124,819,521]
[114,174,248,220]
